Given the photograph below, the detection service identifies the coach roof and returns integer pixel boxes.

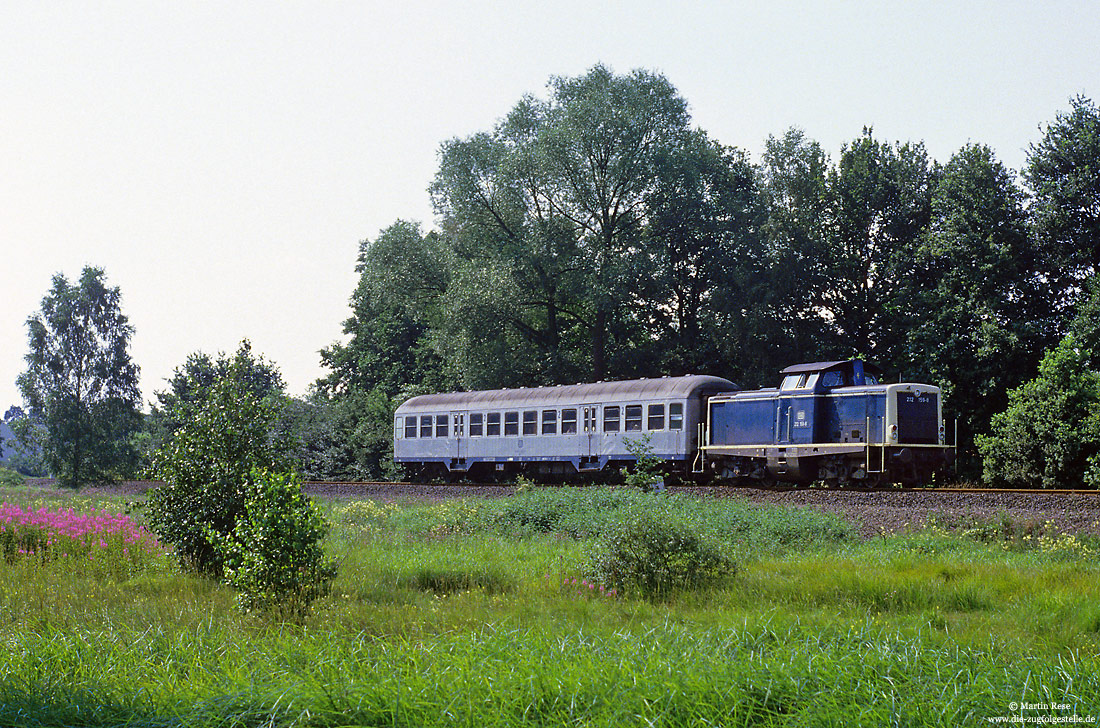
[395,375,737,415]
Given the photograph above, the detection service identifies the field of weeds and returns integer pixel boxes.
[1,484,1099,726]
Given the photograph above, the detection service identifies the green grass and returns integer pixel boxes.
[1,485,1100,726]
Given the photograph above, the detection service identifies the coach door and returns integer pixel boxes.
[583,406,598,459]
[451,411,467,464]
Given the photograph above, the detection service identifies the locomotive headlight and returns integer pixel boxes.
[890,425,898,441]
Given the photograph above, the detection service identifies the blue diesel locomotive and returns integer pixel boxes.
[393,359,955,486]
[701,359,954,486]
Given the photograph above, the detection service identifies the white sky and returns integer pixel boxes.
[2,1,1097,413]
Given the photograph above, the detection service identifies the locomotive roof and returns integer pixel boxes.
[395,375,737,414]
[779,359,883,376]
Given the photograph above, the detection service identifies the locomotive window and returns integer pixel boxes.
[470,413,483,437]
[820,371,844,388]
[604,406,620,432]
[781,374,800,390]
[523,410,538,436]
[420,415,433,438]
[625,405,643,432]
[561,409,578,434]
[504,411,519,436]
[669,403,683,430]
[542,409,557,435]
[405,416,417,438]
[647,404,665,430]
[487,412,501,436]
[436,414,448,438]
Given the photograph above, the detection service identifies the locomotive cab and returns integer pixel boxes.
[703,359,954,487]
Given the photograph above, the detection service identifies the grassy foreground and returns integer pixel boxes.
[1,485,1099,727]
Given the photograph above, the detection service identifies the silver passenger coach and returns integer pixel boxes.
[394,376,735,479]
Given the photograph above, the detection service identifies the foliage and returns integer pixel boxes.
[144,344,286,458]
[1,409,48,477]
[587,505,734,600]
[902,144,1052,475]
[1025,95,1100,301]
[978,335,1100,488]
[16,267,142,486]
[429,64,712,384]
[822,129,938,364]
[146,341,295,577]
[283,387,400,481]
[0,467,24,488]
[619,435,665,491]
[209,469,336,618]
[318,221,454,398]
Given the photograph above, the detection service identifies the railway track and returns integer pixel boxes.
[19,477,1100,496]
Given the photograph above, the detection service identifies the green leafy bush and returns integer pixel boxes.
[146,342,295,576]
[587,508,734,600]
[977,336,1100,488]
[210,469,336,618]
[0,467,24,487]
[620,435,665,491]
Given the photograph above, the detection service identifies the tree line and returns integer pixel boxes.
[6,65,1100,486]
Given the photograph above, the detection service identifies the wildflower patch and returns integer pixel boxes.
[0,503,165,573]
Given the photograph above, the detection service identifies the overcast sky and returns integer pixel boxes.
[2,1,1098,413]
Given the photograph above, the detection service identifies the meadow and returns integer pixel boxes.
[1,483,1099,727]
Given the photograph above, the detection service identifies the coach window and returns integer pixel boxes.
[561,408,578,434]
[436,414,448,438]
[404,416,417,438]
[470,413,483,437]
[602,404,620,433]
[420,415,433,438]
[504,411,519,436]
[647,404,665,431]
[523,410,538,436]
[669,403,684,430]
[487,412,501,436]
[542,409,557,435]
[625,405,643,432]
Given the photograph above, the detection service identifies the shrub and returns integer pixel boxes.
[977,336,1100,488]
[587,508,734,600]
[210,469,336,618]
[0,467,24,487]
[620,435,665,491]
[146,342,295,577]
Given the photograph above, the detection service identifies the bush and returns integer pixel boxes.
[0,467,24,487]
[146,342,295,577]
[587,507,734,600]
[620,435,666,491]
[210,469,336,618]
[977,336,1100,488]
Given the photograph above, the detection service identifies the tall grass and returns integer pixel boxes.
[2,484,1100,726]
[1,618,1097,726]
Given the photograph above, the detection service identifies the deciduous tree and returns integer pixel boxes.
[17,267,141,486]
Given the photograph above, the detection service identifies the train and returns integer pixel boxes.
[393,359,956,487]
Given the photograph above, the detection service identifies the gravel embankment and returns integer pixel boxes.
[680,487,1100,539]
[18,479,1100,539]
